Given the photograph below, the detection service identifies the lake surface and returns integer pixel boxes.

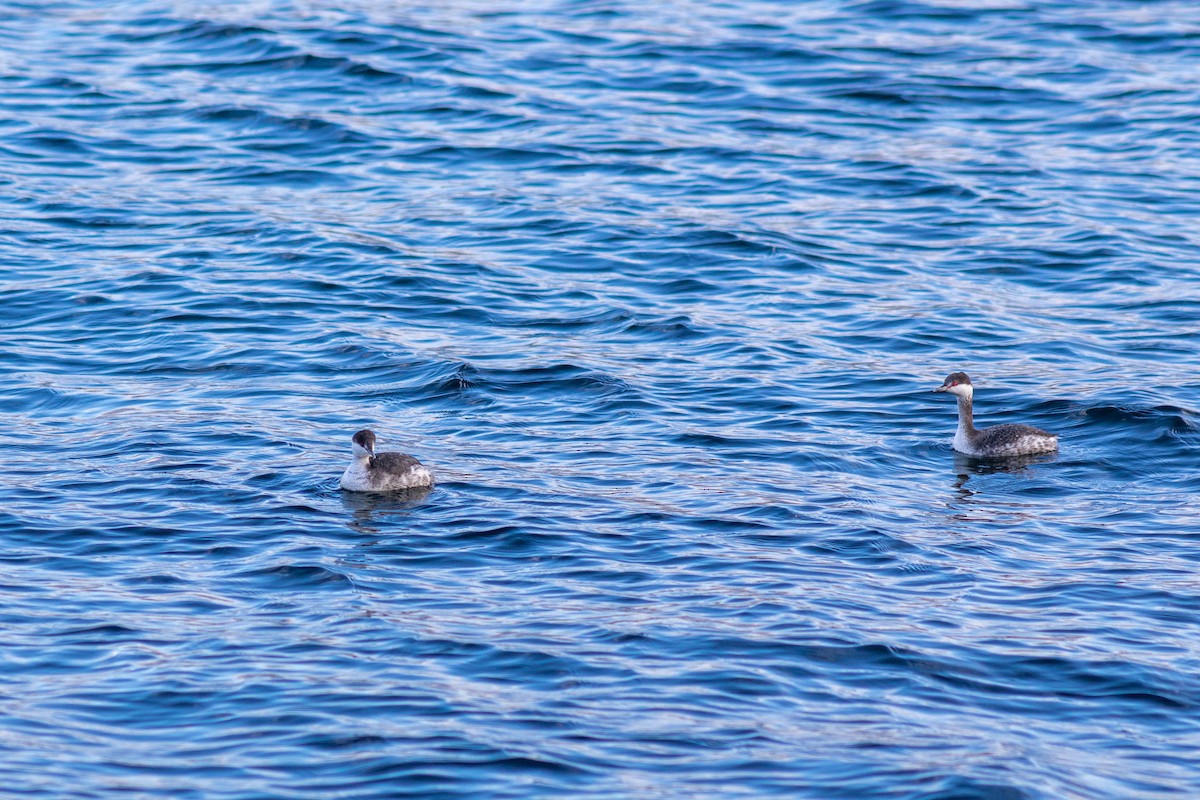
[2,1,1199,798]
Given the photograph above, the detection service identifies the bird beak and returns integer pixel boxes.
[934,384,949,393]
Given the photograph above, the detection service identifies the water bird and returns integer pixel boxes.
[340,429,434,492]
[934,372,1058,457]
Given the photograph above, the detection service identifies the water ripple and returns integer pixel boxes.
[1,1,1199,798]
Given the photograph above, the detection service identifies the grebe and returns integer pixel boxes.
[340,429,434,492]
[934,372,1057,457]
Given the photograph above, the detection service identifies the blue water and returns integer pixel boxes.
[2,1,1199,797]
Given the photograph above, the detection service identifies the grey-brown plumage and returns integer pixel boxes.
[370,451,425,474]
[341,428,434,491]
[934,372,1058,457]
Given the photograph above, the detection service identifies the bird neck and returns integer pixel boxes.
[957,394,976,436]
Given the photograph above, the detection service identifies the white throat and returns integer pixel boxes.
[341,457,372,491]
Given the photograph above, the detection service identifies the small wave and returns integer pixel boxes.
[232,564,355,590]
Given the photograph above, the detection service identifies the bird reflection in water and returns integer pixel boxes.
[342,485,434,535]
[952,451,1058,496]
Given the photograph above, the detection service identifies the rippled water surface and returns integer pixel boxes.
[3,1,1200,798]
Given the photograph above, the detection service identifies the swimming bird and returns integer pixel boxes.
[340,429,434,492]
[934,372,1058,457]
